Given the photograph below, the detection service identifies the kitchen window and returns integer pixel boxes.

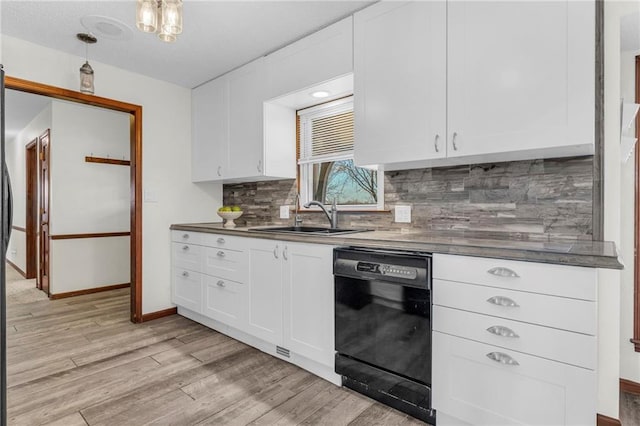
[298,97,383,210]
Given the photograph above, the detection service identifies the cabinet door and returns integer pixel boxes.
[265,17,353,99]
[433,332,596,426]
[353,1,447,167]
[172,268,202,313]
[447,1,594,159]
[202,274,246,330]
[247,238,283,345]
[282,243,335,366]
[191,76,228,182]
[227,58,266,180]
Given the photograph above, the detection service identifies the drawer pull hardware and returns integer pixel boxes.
[434,134,440,153]
[216,251,225,257]
[216,280,225,288]
[487,325,520,338]
[486,352,519,366]
[452,132,458,151]
[283,246,288,260]
[486,296,520,308]
[182,233,189,240]
[217,166,222,177]
[487,267,520,278]
[182,271,189,278]
[274,245,279,259]
[217,237,225,244]
[182,245,189,251]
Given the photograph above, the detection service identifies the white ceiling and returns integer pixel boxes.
[0,0,373,88]
[4,90,51,142]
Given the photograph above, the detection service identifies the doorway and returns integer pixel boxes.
[24,139,37,282]
[38,130,50,296]
[5,76,144,323]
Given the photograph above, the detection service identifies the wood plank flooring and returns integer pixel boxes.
[6,287,426,425]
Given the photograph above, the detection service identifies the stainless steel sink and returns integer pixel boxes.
[249,226,372,235]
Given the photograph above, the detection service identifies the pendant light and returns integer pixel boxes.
[136,0,183,43]
[77,33,97,94]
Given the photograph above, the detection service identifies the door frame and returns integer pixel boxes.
[24,139,37,281]
[5,76,144,323]
[38,130,50,295]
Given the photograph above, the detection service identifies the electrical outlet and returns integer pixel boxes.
[280,205,290,219]
[395,205,411,223]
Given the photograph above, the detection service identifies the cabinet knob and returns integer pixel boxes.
[434,134,440,153]
[182,245,189,251]
[182,233,189,240]
[486,296,520,308]
[486,325,520,338]
[182,271,189,277]
[216,280,225,288]
[217,237,225,244]
[217,166,222,177]
[486,351,519,366]
[487,267,520,278]
[452,132,458,151]
[216,250,225,258]
[274,245,279,259]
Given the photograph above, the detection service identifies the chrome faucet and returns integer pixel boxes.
[294,193,303,227]
[304,199,339,229]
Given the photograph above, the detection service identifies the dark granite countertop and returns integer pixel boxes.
[170,223,623,270]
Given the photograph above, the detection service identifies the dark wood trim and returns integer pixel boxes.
[50,232,130,240]
[25,139,37,279]
[10,226,25,233]
[5,260,26,279]
[49,283,130,300]
[634,55,640,352]
[39,129,51,296]
[593,0,604,241]
[621,378,640,396]
[597,413,622,426]
[6,75,144,323]
[85,156,131,166]
[141,307,177,322]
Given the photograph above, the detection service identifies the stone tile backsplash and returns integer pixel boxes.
[223,156,594,241]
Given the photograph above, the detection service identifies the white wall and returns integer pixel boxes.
[1,35,222,313]
[5,103,51,273]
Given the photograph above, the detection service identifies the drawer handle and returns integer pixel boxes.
[487,267,520,278]
[274,245,279,259]
[217,237,225,244]
[434,134,440,153]
[216,251,225,258]
[486,352,519,366]
[182,233,189,240]
[486,325,520,338]
[452,132,458,151]
[182,271,189,278]
[182,245,189,251]
[217,280,226,288]
[486,296,520,308]
[283,245,288,261]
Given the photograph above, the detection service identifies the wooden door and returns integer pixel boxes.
[38,130,50,295]
[25,139,38,281]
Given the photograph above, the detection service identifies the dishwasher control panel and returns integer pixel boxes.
[356,261,418,280]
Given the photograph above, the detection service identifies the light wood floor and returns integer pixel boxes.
[6,285,425,425]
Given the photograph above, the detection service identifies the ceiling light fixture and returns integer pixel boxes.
[136,0,183,43]
[311,91,330,99]
[77,32,97,94]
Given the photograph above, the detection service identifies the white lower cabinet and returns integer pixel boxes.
[172,268,203,314]
[202,274,245,330]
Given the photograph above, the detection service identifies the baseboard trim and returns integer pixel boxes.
[50,283,130,300]
[621,378,640,396]
[6,260,27,278]
[597,413,622,426]
[141,307,177,322]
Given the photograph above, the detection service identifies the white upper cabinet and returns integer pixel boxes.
[265,17,353,99]
[353,0,595,170]
[353,1,447,167]
[191,76,228,182]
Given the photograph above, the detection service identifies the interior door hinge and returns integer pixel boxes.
[39,152,45,161]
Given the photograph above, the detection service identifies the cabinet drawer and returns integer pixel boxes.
[203,246,247,282]
[171,230,204,245]
[432,332,596,426]
[202,233,247,252]
[172,268,202,313]
[433,254,596,301]
[172,243,203,273]
[433,306,595,369]
[434,279,596,335]
[203,275,246,329]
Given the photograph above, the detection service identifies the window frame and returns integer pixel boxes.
[296,97,384,211]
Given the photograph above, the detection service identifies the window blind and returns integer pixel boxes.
[298,98,354,164]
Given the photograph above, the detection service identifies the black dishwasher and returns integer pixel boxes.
[334,247,435,424]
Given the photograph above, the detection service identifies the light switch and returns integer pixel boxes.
[280,205,290,219]
[144,189,158,203]
[395,205,411,223]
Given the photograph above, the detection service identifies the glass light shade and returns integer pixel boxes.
[136,0,157,33]
[160,0,182,35]
[79,61,95,94]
